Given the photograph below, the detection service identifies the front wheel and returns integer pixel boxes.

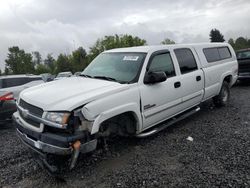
[213,81,230,107]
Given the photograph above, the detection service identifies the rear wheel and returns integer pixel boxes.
[213,81,230,107]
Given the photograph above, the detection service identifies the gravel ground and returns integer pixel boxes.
[0,83,250,188]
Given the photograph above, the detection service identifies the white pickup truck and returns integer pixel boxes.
[13,43,238,172]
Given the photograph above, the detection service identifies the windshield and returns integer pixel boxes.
[82,52,146,83]
[237,50,250,59]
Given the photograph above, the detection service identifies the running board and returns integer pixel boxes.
[136,106,200,138]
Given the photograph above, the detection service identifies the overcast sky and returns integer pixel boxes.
[0,0,249,71]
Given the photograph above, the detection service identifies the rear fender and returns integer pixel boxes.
[220,72,233,90]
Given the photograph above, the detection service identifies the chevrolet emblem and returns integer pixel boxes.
[22,109,29,118]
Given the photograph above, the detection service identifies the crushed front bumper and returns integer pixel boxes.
[13,111,98,172]
[13,112,97,156]
[16,128,72,155]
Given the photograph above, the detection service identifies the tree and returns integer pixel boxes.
[209,29,225,42]
[35,64,50,74]
[32,51,42,66]
[0,69,2,76]
[228,38,235,49]
[70,47,87,72]
[161,38,175,45]
[44,54,56,73]
[88,34,147,62]
[4,67,9,75]
[234,37,249,50]
[5,46,35,74]
[56,54,71,73]
[228,37,250,51]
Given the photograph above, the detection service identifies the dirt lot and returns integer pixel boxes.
[0,83,250,188]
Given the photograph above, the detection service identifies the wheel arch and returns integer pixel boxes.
[220,72,233,90]
[87,103,142,135]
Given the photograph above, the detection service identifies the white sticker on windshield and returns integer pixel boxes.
[123,56,139,61]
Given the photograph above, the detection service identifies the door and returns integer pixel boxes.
[139,51,183,129]
[174,48,204,109]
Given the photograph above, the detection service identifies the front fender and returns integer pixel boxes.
[82,103,142,135]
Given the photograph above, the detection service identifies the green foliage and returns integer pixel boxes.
[88,34,147,62]
[70,47,87,72]
[32,51,42,65]
[3,34,148,75]
[56,54,71,74]
[209,29,225,42]
[161,38,175,45]
[228,38,235,48]
[5,33,250,76]
[35,64,50,74]
[235,37,249,50]
[4,67,9,75]
[44,54,56,74]
[228,37,250,51]
[5,46,35,74]
[0,69,2,76]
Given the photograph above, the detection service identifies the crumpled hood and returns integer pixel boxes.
[20,77,129,111]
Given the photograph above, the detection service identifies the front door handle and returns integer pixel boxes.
[174,81,181,88]
[196,76,201,81]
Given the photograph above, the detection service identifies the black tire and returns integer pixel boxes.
[213,81,230,107]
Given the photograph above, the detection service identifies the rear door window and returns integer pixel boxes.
[174,48,198,74]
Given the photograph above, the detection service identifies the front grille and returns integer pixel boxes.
[18,99,44,128]
[18,108,41,128]
[239,64,250,73]
[19,99,43,117]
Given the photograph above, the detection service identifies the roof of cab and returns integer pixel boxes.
[105,43,231,53]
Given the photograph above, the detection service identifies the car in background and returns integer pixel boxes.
[74,72,81,76]
[40,73,55,82]
[236,48,250,81]
[0,75,44,121]
[54,71,72,80]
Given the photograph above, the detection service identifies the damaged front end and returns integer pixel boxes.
[13,103,98,173]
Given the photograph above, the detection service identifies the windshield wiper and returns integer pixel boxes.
[92,76,117,82]
[79,74,92,78]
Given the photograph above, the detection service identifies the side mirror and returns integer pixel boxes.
[144,71,167,84]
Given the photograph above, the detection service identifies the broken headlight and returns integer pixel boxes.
[45,112,71,128]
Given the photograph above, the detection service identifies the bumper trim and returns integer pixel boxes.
[16,128,72,155]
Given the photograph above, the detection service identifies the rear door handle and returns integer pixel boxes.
[174,81,181,88]
[196,76,201,81]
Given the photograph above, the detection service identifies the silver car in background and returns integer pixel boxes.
[0,75,44,121]
[54,71,72,80]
